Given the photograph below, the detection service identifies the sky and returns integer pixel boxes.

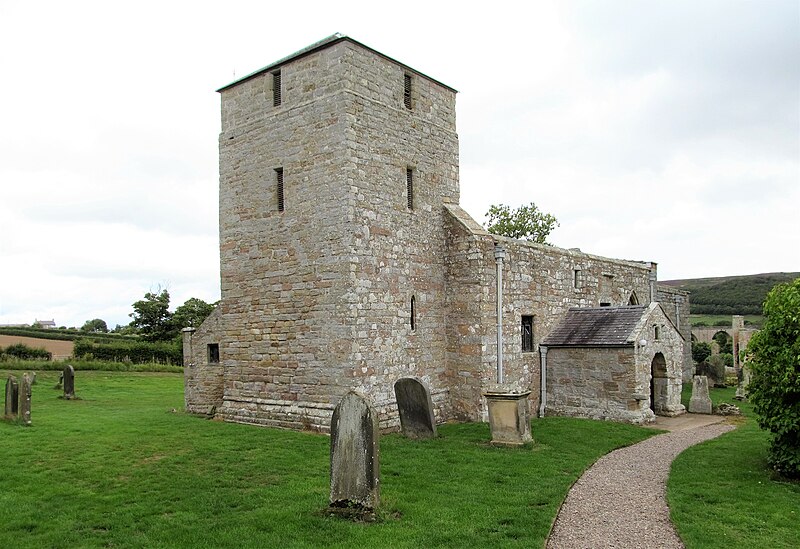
[0,0,797,329]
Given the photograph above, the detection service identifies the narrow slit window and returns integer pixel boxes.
[275,167,284,212]
[272,70,282,106]
[654,325,660,340]
[410,295,416,331]
[521,316,534,352]
[403,74,412,109]
[406,168,414,210]
[207,343,220,364]
[573,269,581,289]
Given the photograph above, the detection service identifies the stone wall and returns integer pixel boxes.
[656,284,692,380]
[444,205,655,420]
[183,307,224,415]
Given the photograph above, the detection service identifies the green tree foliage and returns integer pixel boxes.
[747,277,800,478]
[691,341,712,364]
[172,298,216,330]
[130,289,173,342]
[485,202,559,244]
[712,331,733,355]
[81,318,109,333]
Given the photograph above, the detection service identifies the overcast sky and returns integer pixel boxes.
[1,0,797,329]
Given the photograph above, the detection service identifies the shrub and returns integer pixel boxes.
[747,277,800,479]
[0,343,52,361]
[691,341,712,364]
[698,355,726,386]
[73,338,181,365]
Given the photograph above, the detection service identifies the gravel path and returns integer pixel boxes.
[547,422,734,549]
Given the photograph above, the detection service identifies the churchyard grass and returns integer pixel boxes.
[669,386,800,549]
[1,370,656,548]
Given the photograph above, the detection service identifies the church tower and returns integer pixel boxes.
[212,35,459,430]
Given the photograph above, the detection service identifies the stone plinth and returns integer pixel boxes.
[484,390,532,447]
[688,375,712,414]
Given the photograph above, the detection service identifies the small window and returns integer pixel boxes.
[406,168,414,210]
[403,74,412,109]
[573,269,582,289]
[654,325,660,340]
[275,167,284,211]
[207,343,220,364]
[272,70,282,106]
[410,295,416,331]
[521,316,534,352]
[600,302,611,307]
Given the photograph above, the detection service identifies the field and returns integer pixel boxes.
[1,371,658,548]
[0,335,74,359]
[689,314,763,327]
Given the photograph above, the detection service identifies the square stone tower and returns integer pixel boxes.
[212,35,459,430]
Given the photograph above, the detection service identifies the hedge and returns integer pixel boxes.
[73,338,181,365]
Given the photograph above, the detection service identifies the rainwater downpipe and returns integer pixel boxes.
[539,345,548,417]
[494,244,507,385]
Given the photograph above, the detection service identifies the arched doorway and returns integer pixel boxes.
[650,353,667,414]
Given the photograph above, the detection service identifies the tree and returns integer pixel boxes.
[130,289,173,342]
[81,318,108,333]
[173,298,216,330]
[691,341,712,364]
[746,277,800,478]
[484,202,559,244]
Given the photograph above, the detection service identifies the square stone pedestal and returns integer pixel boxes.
[484,391,532,447]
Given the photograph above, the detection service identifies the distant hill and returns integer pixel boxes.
[661,272,800,315]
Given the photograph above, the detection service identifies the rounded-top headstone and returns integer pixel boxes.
[329,391,380,509]
[5,376,19,418]
[394,378,437,439]
[688,375,712,415]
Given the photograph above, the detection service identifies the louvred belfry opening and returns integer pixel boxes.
[275,167,284,211]
[406,168,413,210]
[273,70,282,106]
[404,74,412,109]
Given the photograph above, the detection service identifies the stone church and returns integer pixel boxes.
[183,34,690,431]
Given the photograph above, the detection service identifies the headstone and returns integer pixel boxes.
[63,365,75,399]
[5,376,19,418]
[394,378,437,439]
[19,373,32,426]
[330,391,380,509]
[688,375,712,414]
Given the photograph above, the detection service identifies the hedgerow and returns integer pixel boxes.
[73,338,181,365]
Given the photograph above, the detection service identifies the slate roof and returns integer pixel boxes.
[218,34,457,93]
[541,306,647,347]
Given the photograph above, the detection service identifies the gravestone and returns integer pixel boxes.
[63,365,75,399]
[394,378,437,439]
[330,391,380,509]
[19,373,32,426]
[5,376,19,418]
[688,375,712,414]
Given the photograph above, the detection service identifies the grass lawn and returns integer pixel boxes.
[669,386,800,549]
[1,370,657,548]
[689,314,763,327]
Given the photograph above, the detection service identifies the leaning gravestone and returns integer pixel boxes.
[5,376,19,418]
[688,375,712,414]
[330,391,380,510]
[19,373,32,426]
[394,377,437,439]
[63,365,75,399]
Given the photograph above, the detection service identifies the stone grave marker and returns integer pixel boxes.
[5,376,19,418]
[63,365,75,399]
[329,391,380,510]
[394,377,437,439]
[19,373,32,426]
[688,375,712,414]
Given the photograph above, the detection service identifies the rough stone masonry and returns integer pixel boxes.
[184,34,690,432]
